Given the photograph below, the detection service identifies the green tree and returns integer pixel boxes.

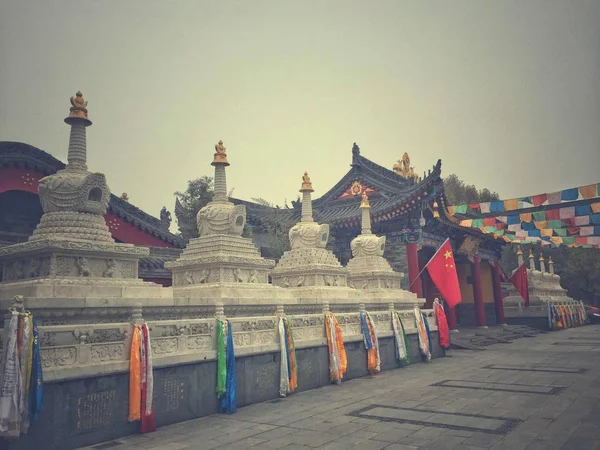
[443,174,500,205]
[250,197,297,260]
[173,176,214,242]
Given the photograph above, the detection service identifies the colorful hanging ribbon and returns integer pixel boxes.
[324,312,347,383]
[359,312,380,374]
[433,300,450,350]
[391,311,410,365]
[278,317,298,397]
[216,319,237,414]
[414,307,431,362]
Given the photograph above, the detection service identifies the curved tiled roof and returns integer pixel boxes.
[0,141,185,248]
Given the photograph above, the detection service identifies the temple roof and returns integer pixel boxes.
[0,141,185,248]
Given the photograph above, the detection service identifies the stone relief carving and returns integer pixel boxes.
[76,257,91,277]
[41,347,77,368]
[233,268,244,282]
[0,239,150,257]
[187,335,212,350]
[197,269,209,284]
[248,269,257,283]
[91,343,125,362]
[283,277,290,287]
[233,333,251,347]
[297,275,305,287]
[151,337,178,355]
[184,271,194,285]
[13,260,24,280]
[28,258,39,278]
[120,260,136,278]
[102,259,116,278]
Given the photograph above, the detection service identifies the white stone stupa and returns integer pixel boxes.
[0,91,161,301]
[346,193,404,289]
[165,141,275,289]
[271,172,348,287]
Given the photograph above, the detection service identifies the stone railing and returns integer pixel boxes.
[4,300,438,383]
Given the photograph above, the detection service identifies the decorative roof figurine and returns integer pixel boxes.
[393,152,420,181]
[121,192,129,202]
[160,207,172,231]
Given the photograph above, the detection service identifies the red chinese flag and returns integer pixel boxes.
[425,239,462,308]
[508,263,529,307]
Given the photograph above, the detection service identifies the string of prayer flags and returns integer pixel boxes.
[413,307,431,362]
[391,311,410,365]
[324,312,347,384]
[278,317,298,397]
[580,184,597,199]
[359,312,381,374]
[592,203,600,213]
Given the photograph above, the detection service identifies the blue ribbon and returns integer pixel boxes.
[29,316,44,421]
[360,312,373,350]
[220,320,237,414]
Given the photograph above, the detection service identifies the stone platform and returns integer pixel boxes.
[83,324,600,450]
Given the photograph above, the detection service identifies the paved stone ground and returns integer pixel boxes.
[86,324,600,450]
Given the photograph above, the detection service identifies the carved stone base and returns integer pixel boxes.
[271,247,348,288]
[348,272,404,290]
[0,238,150,296]
[30,212,113,242]
[165,234,275,287]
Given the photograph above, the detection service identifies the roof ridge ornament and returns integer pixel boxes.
[393,152,420,182]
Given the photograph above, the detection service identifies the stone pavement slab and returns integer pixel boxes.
[83,324,600,450]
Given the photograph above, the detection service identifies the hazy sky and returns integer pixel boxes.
[1,1,599,227]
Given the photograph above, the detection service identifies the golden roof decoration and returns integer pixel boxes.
[393,152,420,181]
[68,91,89,119]
[300,171,314,192]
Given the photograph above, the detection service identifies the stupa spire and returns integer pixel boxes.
[299,172,314,222]
[64,91,92,171]
[360,192,372,235]
[212,140,229,202]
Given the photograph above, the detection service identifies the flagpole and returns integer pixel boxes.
[408,238,451,288]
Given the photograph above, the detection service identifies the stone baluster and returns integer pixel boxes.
[322,301,330,314]
[125,302,144,356]
[275,303,285,318]
[388,302,395,312]
[358,302,366,314]
[528,249,535,271]
[539,253,546,273]
[214,302,226,321]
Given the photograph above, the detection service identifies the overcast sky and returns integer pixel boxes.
[1,1,599,226]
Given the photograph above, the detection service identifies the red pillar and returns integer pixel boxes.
[492,261,505,325]
[407,242,423,298]
[471,256,486,327]
[446,304,458,331]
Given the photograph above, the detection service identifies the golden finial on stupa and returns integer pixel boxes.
[528,249,534,258]
[539,252,545,262]
[360,192,370,208]
[300,171,314,192]
[516,245,523,256]
[212,140,229,166]
[68,91,89,119]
